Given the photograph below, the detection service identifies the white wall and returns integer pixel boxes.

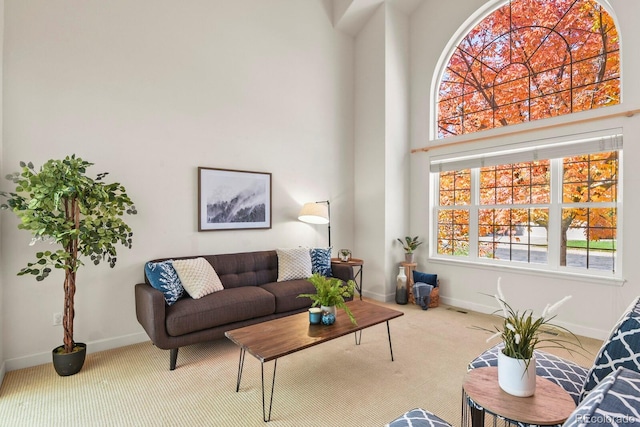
[0,0,354,370]
[354,5,387,299]
[410,0,640,339]
[384,4,411,299]
[354,3,411,302]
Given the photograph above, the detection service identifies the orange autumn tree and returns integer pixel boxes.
[437,0,620,138]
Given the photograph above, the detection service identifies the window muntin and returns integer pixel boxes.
[479,161,550,205]
[439,169,471,206]
[435,150,619,275]
[560,151,618,270]
[478,208,549,264]
[437,208,470,256]
[437,0,620,139]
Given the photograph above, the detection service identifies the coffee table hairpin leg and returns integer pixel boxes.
[234,347,278,422]
[353,321,395,361]
[261,360,278,422]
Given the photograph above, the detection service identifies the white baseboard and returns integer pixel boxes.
[0,360,6,387]
[440,296,610,341]
[4,332,150,372]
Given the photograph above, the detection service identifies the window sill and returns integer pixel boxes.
[428,256,625,287]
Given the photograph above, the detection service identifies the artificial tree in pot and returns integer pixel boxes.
[0,155,137,376]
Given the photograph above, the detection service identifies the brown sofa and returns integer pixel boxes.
[135,250,354,370]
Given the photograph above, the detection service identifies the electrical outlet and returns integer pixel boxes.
[53,312,62,326]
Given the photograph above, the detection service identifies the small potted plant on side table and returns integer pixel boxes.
[397,236,422,263]
[338,249,351,262]
[298,273,357,325]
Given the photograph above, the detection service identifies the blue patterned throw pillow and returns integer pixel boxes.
[145,260,184,305]
[564,367,640,427]
[580,296,640,401]
[310,247,332,277]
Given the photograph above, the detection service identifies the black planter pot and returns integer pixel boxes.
[52,342,87,376]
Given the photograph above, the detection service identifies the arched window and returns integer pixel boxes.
[437,0,620,139]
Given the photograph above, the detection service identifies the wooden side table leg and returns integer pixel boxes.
[403,263,416,304]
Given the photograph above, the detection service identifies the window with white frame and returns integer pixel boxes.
[431,133,622,277]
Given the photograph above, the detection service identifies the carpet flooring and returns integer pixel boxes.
[0,300,602,427]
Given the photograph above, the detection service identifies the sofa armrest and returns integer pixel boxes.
[331,263,354,282]
[135,283,172,349]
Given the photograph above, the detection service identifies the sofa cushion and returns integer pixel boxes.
[310,247,332,277]
[172,257,224,299]
[165,287,275,336]
[276,248,312,281]
[261,279,316,313]
[580,296,640,401]
[207,251,278,288]
[144,260,184,306]
[564,367,640,427]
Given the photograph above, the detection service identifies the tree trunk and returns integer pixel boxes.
[63,197,80,354]
[63,269,76,354]
[560,227,568,267]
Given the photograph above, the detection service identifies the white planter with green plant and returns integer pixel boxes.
[480,277,584,396]
[298,273,357,325]
[1,155,137,376]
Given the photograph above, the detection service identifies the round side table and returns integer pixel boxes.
[462,367,575,427]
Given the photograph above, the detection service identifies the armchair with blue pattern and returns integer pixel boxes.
[387,296,640,427]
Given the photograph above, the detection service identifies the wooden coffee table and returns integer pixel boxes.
[462,367,576,426]
[225,300,404,422]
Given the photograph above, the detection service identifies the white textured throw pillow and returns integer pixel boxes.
[172,257,223,299]
[276,248,312,281]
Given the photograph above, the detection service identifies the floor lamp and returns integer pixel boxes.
[298,200,331,247]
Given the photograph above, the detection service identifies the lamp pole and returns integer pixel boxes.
[316,200,331,247]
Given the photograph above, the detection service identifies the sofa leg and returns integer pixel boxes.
[170,348,178,370]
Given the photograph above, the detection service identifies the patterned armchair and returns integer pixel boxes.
[386,296,640,427]
[468,296,640,405]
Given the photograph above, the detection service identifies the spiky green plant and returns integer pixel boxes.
[479,278,585,368]
[298,273,357,325]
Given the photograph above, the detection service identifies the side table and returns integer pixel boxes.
[462,367,575,427]
[331,258,364,300]
[400,262,417,304]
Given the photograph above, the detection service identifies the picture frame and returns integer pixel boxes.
[198,167,272,231]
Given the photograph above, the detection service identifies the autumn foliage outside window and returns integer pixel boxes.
[437,0,620,138]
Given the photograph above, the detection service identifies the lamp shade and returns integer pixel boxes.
[298,202,329,224]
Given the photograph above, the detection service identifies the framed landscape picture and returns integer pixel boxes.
[198,167,272,231]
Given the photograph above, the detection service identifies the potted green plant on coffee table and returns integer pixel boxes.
[0,155,137,376]
[298,273,357,325]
